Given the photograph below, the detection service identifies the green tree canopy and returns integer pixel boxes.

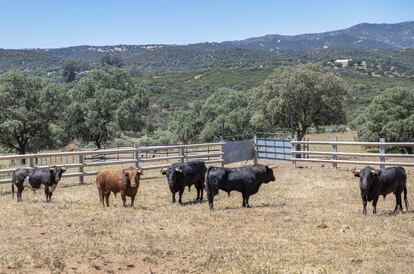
[0,70,66,154]
[352,87,414,153]
[101,54,123,67]
[61,60,77,82]
[64,69,148,148]
[168,88,257,143]
[253,64,349,141]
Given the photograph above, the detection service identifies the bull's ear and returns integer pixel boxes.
[265,166,269,173]
[354,173,360,177]
[175,167,183,173]
[122,169,130,177]
[137,168,144,175]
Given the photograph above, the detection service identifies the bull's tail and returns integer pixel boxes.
[204,166,214,193]
[11,170,16,200]
[404,186,408,212]
[188,185,191,192]
[400,166,408,212]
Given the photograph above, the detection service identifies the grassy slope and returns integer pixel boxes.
[343,72,414,109]
[0,164,413,273]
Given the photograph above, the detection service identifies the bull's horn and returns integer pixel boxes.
[175,167,183,173]
[160,168,167,174]
[352,166,360,174]
[268,163,279,169]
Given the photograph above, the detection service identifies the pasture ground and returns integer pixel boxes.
[0,163,414,273]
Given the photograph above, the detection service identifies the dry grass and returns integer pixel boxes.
[1,163,414,274]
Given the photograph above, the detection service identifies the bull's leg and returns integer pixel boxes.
[242,193,250,208]
[48,192,53,202]
[171,192,176,203]
[17,186,23,202]
[403,187,408,212]
[208,192,214,209]
[208,188,218,209]
[178,188,184,205]
[394,191,402,213]
[44,188,50,203]
[105,192,110,207]
[131,194,136,207]
[372,197,378,214]
[196,187,200,201]
[200,184,204,201]
[121,192,127,207]
[361,195,367,215]
[245,196,251,208]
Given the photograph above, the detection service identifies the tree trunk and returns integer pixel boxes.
[95,140,102,149]
[18,146,26,165]
[295,130,307,159]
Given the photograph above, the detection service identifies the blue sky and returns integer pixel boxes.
[0,0,413,49]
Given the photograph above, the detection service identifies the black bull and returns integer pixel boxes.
[161,161,207,204]
[354,166,408,214]
[12,166,66,202]
[205,164,277,209]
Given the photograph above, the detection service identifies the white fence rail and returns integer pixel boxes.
[0,142,224,185]
[291,138,414,169]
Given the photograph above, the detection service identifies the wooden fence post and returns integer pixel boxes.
[253,134,258,165]
[332,136,338,170]
[134,144,140,169]
[380,138,385,169]
[27,155,34,169]
[180,146,185,163]
[291,139,296,167]
[220,143,224,167]
[78,154,84,184]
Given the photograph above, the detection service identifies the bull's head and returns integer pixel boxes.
[264,165,276,183]
[353,166,379,192]
[123,167,143,187]
[50,166,66,184]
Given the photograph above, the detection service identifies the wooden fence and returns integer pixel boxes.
[291,138,414,169]
[0,142,224,185]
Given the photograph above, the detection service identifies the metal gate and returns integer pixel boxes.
[255,132,292,161]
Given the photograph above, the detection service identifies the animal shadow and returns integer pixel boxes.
[222,201,286,210]
[180,199,206,206]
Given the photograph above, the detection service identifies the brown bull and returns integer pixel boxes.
[96,167,143,207]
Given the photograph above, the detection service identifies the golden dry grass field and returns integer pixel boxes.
[1,162,414,274]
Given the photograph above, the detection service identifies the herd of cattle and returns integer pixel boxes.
[11,160,409,213]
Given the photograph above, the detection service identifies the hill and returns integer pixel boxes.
[219,21,414,51]
[1,21,414,77]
